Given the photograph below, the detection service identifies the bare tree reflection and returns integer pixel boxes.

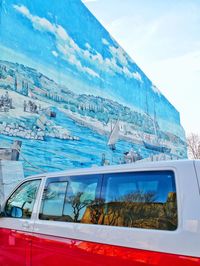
[66,192,92,222]
[84,191,177,230]
[88,198,105,224]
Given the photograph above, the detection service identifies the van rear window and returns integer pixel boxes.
[98,171,177,230]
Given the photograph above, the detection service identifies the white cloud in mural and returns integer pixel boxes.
[13,4,142,82]
[52,51,58,57]
[85,43,91,49]
[13,5,55,33]
[109,46,128,66]
[13,4,29,17]
[102,38,109,46]
[133,72,142,82]
[122,67,141,81]
[13,4,99,79]
[92,53,104,65]
[151,85,161,96]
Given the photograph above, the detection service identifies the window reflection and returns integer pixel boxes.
[39,171,177,231]
[99,171,177,230]
[63,178,98,222]
[5,179,41,219]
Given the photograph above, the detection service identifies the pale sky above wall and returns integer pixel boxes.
[82,0,200,135]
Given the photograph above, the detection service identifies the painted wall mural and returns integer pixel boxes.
[0,0,187,176]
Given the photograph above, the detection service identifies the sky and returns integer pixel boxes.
[82,0,200,135]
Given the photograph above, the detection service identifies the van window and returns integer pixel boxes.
[5,179,41,219]
[39,171,177,230]
[63,176,99,223]
[39,175,99,222]
[99,171,177,230]
[39,181,68,220]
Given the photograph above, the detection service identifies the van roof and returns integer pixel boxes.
[28,159,200,179]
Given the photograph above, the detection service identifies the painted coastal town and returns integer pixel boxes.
[0,60,186,176]
[0,0,187,177]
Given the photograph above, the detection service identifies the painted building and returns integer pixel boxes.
[0,0,187,177]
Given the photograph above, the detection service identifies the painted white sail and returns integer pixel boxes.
[108,120,120,146]
[36,114,48,130]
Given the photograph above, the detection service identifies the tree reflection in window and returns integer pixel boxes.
[39,171,177,231]
[99,171,177,230]
[63,178,98,223]
[82,171,177,230]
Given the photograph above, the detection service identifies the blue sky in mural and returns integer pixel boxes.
[0,0,181,128]
[1,0,137,92]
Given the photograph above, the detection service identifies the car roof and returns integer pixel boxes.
[28,159,199,179]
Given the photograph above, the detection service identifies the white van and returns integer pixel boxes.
[0,160,200,266]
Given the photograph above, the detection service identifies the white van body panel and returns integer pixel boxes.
[31,160,200,257]
[194,160,200,193]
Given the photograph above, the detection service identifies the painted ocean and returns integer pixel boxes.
[0,108,158,177]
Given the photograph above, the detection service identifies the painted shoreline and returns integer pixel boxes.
[0,86,184,159]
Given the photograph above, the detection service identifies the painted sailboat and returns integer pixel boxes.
[143,141,171,153]
[107,120,120,151]
[143,94,171,154]
[36,114,48,131]
[143,115,171,153]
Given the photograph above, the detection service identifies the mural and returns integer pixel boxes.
[0,0,187,176]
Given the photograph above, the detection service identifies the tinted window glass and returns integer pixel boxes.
[99,171,177,230]
[63,176,99,223]
[5,179,41,219]
[39,171,177,230]
[40,181,68,220]
[39,175,99,223]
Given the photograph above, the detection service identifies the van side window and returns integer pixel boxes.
[63,176,99,223]
[39,180,68,221]
[39,171,177,230]
[5,179,41,219]
[99,171,177,230]
[39,175,99,222]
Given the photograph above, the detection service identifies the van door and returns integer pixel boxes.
[0,179,41,266]
[31,175,101,266]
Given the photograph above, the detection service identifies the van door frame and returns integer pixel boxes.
[0,176,44,266]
